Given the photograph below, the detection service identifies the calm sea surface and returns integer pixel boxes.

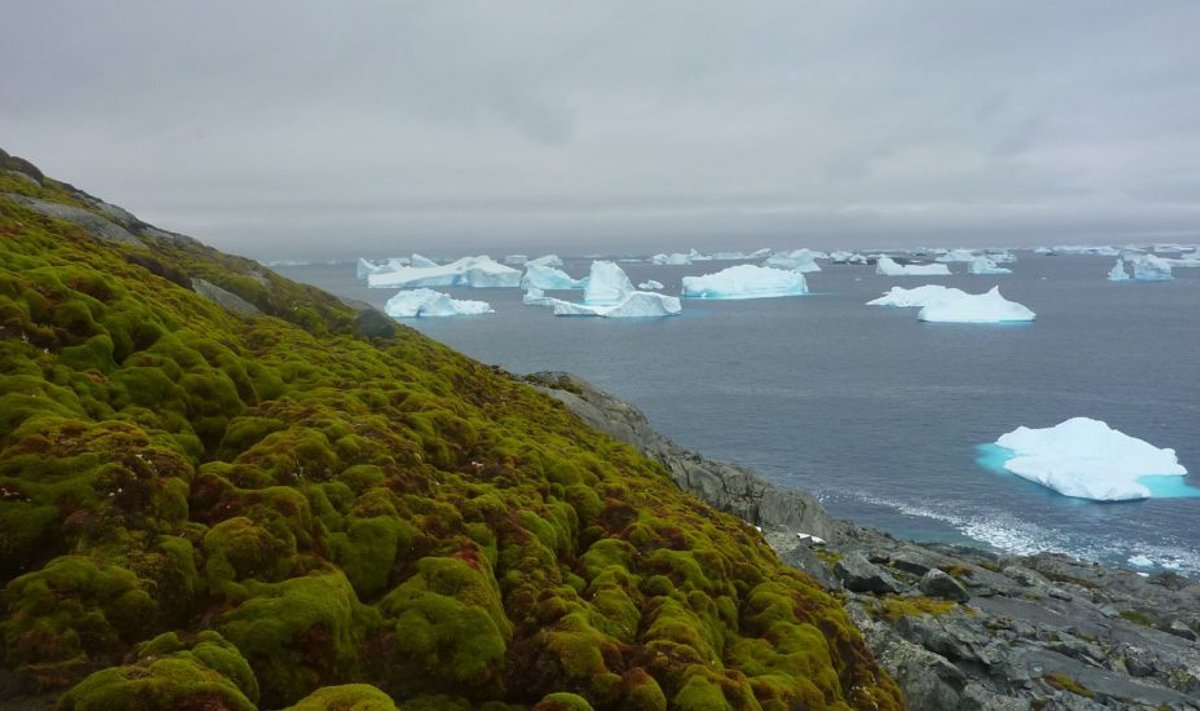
[276,253,1200,575]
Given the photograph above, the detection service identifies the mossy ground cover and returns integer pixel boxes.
[0,174,902,709]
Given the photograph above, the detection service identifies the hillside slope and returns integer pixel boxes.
[0,150,902,710]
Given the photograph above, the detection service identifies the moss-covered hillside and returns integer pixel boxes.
[0,150,902,710]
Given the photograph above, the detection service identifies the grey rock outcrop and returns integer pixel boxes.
[192,278,261,315]
[919,568,970,602]
[2,193,141,246]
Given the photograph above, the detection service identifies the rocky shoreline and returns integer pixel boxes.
[528,372,1200,710]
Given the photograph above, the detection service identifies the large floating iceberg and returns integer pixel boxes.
[384,288,494,318]
[917,287,1035,323]
[682,264,808,300]
[527,261,680,318]
[991,417,1190,501]
[763,249,823,272]
[875,256,952,276]
[968,256,1012,275]
[367,255,522,289]
[521,264,587,290]
[552,292,682,318]
[1126,254,1174,281]
[867,285,961,308]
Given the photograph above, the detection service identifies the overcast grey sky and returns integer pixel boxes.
[3,1,1199,259]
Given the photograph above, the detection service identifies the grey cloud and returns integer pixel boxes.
[2,1,1198,259]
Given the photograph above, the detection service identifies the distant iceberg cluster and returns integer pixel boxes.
[874,256,952,277]
[762,249,823,272]
[681,264,809,300]
[988,417,1191,501]
[868,285,1035,323]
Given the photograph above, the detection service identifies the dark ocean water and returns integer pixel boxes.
[276,253,1200,575]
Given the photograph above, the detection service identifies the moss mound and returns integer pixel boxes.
[0,154,902,709]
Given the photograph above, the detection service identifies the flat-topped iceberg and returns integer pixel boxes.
[682,264,808,299]
[552,292,681,318]
[968,256,1012,275]
[1126,254,1173,281]
[651,249,711,265]
[521,264,587,290]
[367,255,522,289]
[867,285,961,308]
[763,249,823,272]
[917,287,1035,323]
[875,256,952,276]
[384,288,493,318]
[991,417,1190,501]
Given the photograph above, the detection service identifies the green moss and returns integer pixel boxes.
[534,692,595,710]
[1118,609,1155,627]
[286,683,398,710]
[1044,671,1096,698]
[375,555,511,699]
[0,174,903,708]
[866,595,960,623]
[216,571,373,707]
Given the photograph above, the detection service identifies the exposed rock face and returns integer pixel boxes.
[1,192,141,246]
[542,374,1200,710]
[526,371,834,539]
[193,278,261,315]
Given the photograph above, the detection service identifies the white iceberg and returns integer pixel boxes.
[968,256,1012,275]
[638,280,665,290]
[917,287,1035,323]
[583,261,637,304]
[829,250,868,265]
[356,258,385,279]
[384,288,493,318]
[993,417,1188,501]
[1107,260,1130,281]
[875,256,952,276]
[527,261,680,318]
[367,255,522,289]
[763,249,823,272]
[521,264,587,290]
[682,264,808,300]
[867,285,961,308]
[552,292,681,318]
[1126,254,1174,281]
[410,254,439,268]
[1164,254,1200,267]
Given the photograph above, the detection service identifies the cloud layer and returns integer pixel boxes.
[3,1,1198,258]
